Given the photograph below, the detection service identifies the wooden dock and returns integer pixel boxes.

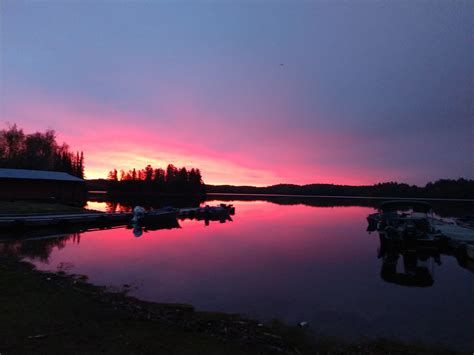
[0,212,132,229]
[0,204,235,234]
[431,219,474,248]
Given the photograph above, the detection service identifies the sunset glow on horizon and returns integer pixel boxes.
[1,93,406,186]
[1,1,472,186]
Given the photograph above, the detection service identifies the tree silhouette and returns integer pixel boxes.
[107,164,205,196]
[0,124,85,178]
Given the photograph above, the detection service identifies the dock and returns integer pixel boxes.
[0,204,235,232]
[0,212,132,229]
[430,219,474,248]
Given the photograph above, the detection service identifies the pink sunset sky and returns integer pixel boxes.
[1,1,472,186]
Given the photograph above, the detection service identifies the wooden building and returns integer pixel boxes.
[0,168,86,205]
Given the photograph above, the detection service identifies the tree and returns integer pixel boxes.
[0,124,25,165]
[144,164,154,182]
[107,169,118,181]
[0,124,85,178]
[106,164,206,196]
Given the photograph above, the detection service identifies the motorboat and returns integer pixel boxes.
[371,201,444,248]
[131,206,178,225]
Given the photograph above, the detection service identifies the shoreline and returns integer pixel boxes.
[0,254,306,354]
[206,193,474,202]
[0,254,458,354]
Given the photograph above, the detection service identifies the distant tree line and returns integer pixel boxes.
[0,124,85,178]
[206,179,474,199]
[107,164,205,196]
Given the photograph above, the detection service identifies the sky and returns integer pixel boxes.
[1,0,472,186]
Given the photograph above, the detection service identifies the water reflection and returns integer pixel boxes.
[130,218,181,238]
[1,198,473,351]
[86,201,131,213]
[0,233,81,263]
[378,237,439,287]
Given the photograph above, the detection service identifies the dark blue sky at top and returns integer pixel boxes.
[1,0,472,184]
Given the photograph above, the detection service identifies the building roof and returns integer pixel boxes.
[0,168,84,182]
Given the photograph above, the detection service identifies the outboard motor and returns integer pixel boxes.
[131,206,146,224]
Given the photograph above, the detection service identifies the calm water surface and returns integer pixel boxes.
[4,199,474,350]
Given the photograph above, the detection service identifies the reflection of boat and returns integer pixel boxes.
[128,217,181,237]
[455,243,474,272]
[129,206,179,237]
[366,213,380,231]
[178,204,235,224]
[142,218,181,231]
[378,236,438,287]
[375,228,474,288]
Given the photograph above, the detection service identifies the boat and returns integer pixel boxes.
[131,206,178,225]
[371,201,444,248]
[195,204,234,219]
[220,203,235,215]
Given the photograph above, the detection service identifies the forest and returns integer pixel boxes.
[0,124,84,178]
[206,179,474,199]
[106,164,205,196]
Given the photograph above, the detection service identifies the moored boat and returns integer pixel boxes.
[131,206,178,225]
[370,201,444,248]
[196,204,234,218]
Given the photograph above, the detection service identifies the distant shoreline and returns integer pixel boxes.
[206,193,474,202]
[87,190,474,202]
[86,178,474,200]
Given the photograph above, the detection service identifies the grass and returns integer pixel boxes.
[0,201,92,215]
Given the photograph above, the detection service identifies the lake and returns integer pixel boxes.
[2,196,473,351]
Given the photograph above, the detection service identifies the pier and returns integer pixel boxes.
[0,212,132,229]
[0,204,235,233]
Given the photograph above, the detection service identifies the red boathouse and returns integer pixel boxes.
[0,168,86,205]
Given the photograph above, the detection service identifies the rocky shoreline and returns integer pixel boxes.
[0,254,458,354]
[0,254,309,354]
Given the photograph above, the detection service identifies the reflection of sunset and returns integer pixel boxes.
[28,201,375,278]
[16,199,472,351]
[85,201,108,212]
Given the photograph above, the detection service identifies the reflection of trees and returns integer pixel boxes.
[0,233,80,262]
[207,195,382,208]
[206,195,474,218]
[89,195,205,210]
[105,201,131,213]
